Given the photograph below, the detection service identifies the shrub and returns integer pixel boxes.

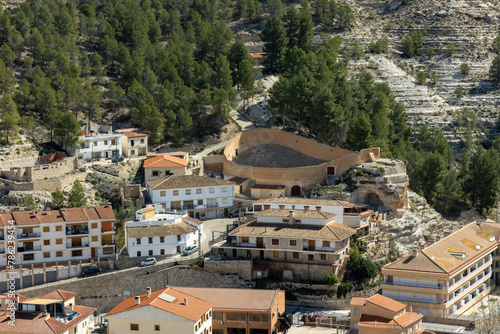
[324,273,339,285]
[455,85,464,98]
[459,63,471,75]
[337,282,353,299]
[446,42,456,57]
[416,71,426,85]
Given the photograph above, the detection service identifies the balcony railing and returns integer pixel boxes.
[17,233,41,239]
[66,229,89,235]
[447,271,492,307]
[101,229,114,233]
[207,202,218,208]
[389,296,446,305]
[449,259,492,290]
[66,243,89,248]
[381,281,447,290]
[17,246,41,252]
[183,204,194,210]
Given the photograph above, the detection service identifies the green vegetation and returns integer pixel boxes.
[23,195,36,211]
[51,190,64,210]
[401,30,424,58]
[68,180,86,208]
[369,36,389,54]
[336,282,353,299]
[324,273,339,285]
[416,71,427,85]
[459,63,471,75]
[446,42,456,57]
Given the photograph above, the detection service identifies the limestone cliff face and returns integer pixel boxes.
[350,159,409,215]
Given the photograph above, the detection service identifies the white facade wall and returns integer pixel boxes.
[255,216,334,226]
[76,134,123,160]
[127,231,199,258]
[252,203,344,224]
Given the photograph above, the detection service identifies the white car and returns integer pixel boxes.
[183,245,198,256]
[140,257,157,266]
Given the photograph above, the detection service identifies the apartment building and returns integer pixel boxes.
[125,205,201,258]
[116,129,148,157]
[248,197,373,229]
[106,287,213,334]
[174,287,288,334]
[146,175,235,219]
[211,209,356,280]
[75,125,123,161]
[0,289,95,334]
[0,206,116,266]
[381,221,500,318]
[350,294,424,334]
[144,154,189,182]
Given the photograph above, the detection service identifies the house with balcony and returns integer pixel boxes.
[143,154,190,182]
[0,289,95,334]
[211,209,356,280]
[116,128,148,157]
[350,294,424,333]
[248,197,373,230]
[381,221,500,318]
[125,205,202,258]
[0,205,116,266]
[146,175,235,219]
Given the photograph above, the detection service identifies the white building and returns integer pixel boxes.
[106,287,213,334]
[248,197,373,230]
[125,205,202,258]
[116,128,148,157]
[0,206,116,266]
[0,289,95,334]
[146,175,235,219]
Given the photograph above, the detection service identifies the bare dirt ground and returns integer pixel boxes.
[232,144,327,168]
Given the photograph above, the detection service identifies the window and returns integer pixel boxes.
[91,223,98,229]
[173,190,179,196]
[227,313,246,321]
[293,252,299,258]
[137,238,141,245]
[160,249,165,255]
[92,236,98,242]
[111,139,116,145]
[273,251,280,257]
[213,312,223,320]
[72,250,82,257]
[93,141,97,146]
[323,241,330,248]
[160,191,166,197]
[241,237,249,243]
[177,235,181,241]
[308,254,314,261]
[249,314,269,322]
[186,189,191,195]
[137,251,141,257]
[149,250,153,256]
[104,140,108,145]
[149,237,153,244]
[44,240,50,246]
[153,171,159,176]
[56,238,62,245]
[130,324,139,331]
[222,187,227,193]
[160,236,165,243]
[130,150,135,155]
[321,254,327,260]
[44,252,50,258]
[353,307,361,317]
[141,139,144,144]
[43,226,50,232]
[289,240,296,246]
[155,325,160,331]
[209,187,215,193]
[196,188,202,194]
[23,254,34,261]
[272,239,279,245]
[56,226,62,231]
[279,205,285,210]
[56,251,63,257]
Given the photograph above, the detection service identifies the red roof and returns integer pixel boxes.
[250,54,265,59]
[144,154,187,168]
[106,287,212,322]
[124,131,147,138]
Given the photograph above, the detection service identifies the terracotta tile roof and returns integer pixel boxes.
[144,154,187,168]
[394,312,423,328]
[147,175,235,190]
[46,305,95,334]
[2,206,115,226]
[106,287,212,322]
[182,216,202,226]
[173,287,278,311]
[385,221,500,274]
[350,296,367,307]
[124,131,147,138]
[252,184,285,190]
[127,221,197,238]
[38,290,77,302]
[250,54,265,59]
[366,294,406,313]
[253,197,351,207]
[229,221,355,240]
[255,209,337,220]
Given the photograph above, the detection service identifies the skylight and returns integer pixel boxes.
[158,293,176,303]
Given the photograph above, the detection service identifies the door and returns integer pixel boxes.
[327,167,335,175]
[105,152,109,159]
[308,240,315,251]
[91,248,96,257]
[207,209,217,219]
[291,185,301,197]
[260,250,264,259]
[256,238,264,248]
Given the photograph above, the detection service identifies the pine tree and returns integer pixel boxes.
[51,190,65,210]
[24,195,36,211]
[68,180,87,208]
[0,94,20,144]
[260,16,288,73]
[239,58,255,108]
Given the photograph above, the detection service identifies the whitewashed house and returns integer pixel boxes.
[62,125,123,161]
[146,175,235,219]
[125,205,202,258]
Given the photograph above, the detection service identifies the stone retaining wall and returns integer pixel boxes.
[203,259,252,280]
[0,172,87,192]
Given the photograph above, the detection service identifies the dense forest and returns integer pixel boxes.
[0,0,499,216]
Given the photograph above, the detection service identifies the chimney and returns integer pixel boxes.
[106,202,112,208]
[411,248,418,257]
[407,305,412,312]
[288,210,294,224]
[135,296,140,305]
[69,303,73,312]
[184,297,188,306]
[47,207,51,215]
[146,287,151,298]
[34,211,38,218]
[61,208,66,217]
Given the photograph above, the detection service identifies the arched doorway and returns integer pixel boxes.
[291,185,301,197]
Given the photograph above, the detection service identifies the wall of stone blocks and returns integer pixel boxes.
[203,259,252,280]
[0,171,87,192]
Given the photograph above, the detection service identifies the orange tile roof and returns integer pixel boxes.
[255,209,337,220]
[38,290,77,302]
[106,287,212,322]
[124,131,147,138]
[253,197,351,207]
[350,296,367,307]
[250,54,265,59]
[183,216,202,226]
[46,305,95,334]
[366,294,406,313]
[0,206,115,226]
[394,312,423,328]
[144,154,187,168]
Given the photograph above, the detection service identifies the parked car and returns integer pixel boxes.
[112,156,124,163]
[465,322,475,331]
[228,209,245,218]
[140,257,157,266]
[81,266,101,277]
[183,245,198,256]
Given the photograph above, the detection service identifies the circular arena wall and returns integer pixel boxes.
[223,128,380,196]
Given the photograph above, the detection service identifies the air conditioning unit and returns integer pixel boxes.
[218,321,224,324]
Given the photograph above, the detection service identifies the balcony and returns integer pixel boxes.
[207,202,218,208]
[0,234,4,240]
[66,243,89,249]
[17,246,41,253]
[449,258,492,290]
[66,226,89,235]
[183,204,194,210]
[447,270,492,307]
[381,281,446,290]
[389,295,446,305]
[17,232,41,239]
